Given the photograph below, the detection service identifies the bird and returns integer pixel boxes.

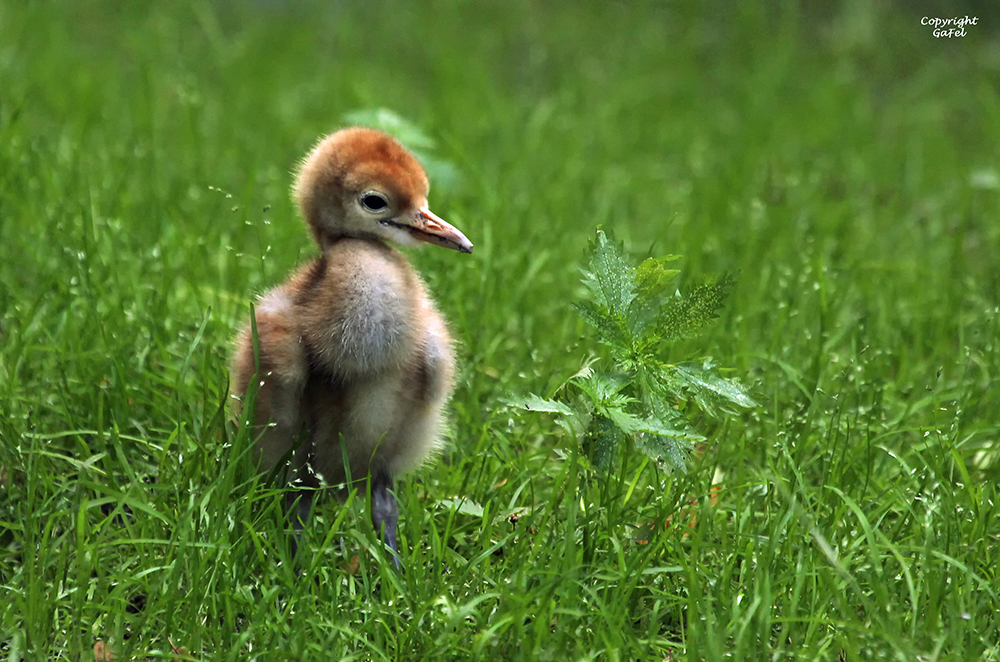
[229,127,472,563]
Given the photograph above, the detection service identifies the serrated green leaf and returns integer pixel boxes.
[415,153,463,190]
[627,297,660,337]
[555,413,591,440]
[634,361,685,405]
[569,359,597,382]
[672,361,758,414]
[604,406,643,434]
[655,273,736,342]
[635,256,681,298]
[587,415,621,468]
[572,371,629,403]
[632,416,706,442]
[341,109,461,190]
[635,432,694,472]
[435,498,485,518]
[630,256,682,334]
[573,300,631,347]
[505,393,577,416]
[581,229,636,317]
[604,407,701,472]
[508,393,592,439]
[343,108,436,150]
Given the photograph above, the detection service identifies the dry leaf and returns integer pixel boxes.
[169,637,190,661]
[341,554,360,575]
[94,641,115,662]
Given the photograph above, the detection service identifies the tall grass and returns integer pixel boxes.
[1,1,998,659]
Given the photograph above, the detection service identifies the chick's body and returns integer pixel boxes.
[229,127,471,558]
[231,238,454,484]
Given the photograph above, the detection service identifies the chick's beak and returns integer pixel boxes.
[404,207,474,254]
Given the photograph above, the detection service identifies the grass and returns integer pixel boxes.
[1,1,999,659]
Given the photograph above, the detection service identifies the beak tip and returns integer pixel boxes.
[414,207,474,254]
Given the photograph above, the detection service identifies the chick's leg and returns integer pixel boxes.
[284,485,315,559]
[371,470,400,565]
[285,480,316,530]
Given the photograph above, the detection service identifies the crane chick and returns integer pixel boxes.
[230,127,472,562]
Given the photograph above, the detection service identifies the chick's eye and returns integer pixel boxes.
[360,192,389,212]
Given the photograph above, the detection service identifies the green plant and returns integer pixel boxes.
[342,107,462,192]
[512,229,756,473]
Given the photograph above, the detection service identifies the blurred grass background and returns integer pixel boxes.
[1,1,999,660]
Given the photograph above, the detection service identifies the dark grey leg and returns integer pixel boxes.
[285,488,314,558]
[371,470,400,567]
[285,489,314,530]
[281,427,316,557]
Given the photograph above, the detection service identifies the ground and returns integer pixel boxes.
[1,2,998,660]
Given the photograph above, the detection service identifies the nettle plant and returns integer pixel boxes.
[513,229,756,474]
